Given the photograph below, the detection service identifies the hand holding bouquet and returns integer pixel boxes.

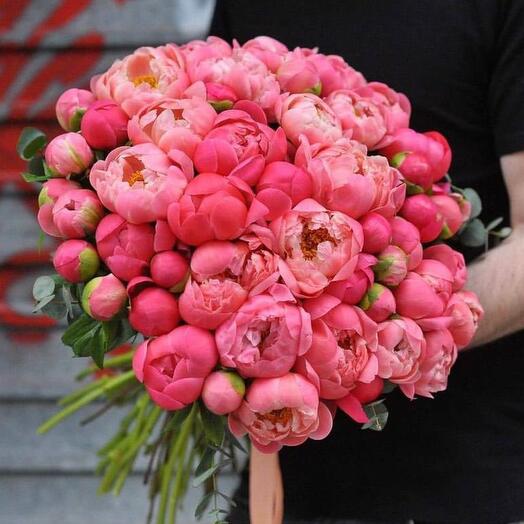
[18,35,488,523]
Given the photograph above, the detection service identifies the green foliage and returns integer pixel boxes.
[362,400,389,431]
[17,127,47,161]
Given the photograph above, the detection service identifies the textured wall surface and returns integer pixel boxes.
[0,2,242,523]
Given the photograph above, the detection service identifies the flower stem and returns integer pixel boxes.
[75,351,134,380]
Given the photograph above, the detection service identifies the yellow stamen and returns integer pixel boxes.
[300,223,337,260]
[132,75,158,88]
[261,408,292,425]
[123,170,144,186]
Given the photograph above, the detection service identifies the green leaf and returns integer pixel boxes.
[163,405,193,435]
[496,226,512,238]
[225,428,247,454]
[458,218,487,247]
[194,492,214,519]
[62,313,98,347]
[381,381,397,394]
[21,172,49,183]
[462,188,482,219]
[17,127,47,161]
[362,402,389,431]
[33,294,56,312]
[40,300,68,319]
[194,447,216,479]
[33,276,56,301]
[485,216,504,231]
[200,404,226,446]
[193,462,221,487]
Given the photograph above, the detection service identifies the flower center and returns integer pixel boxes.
[123,170,144,186]
[132,74,158,88]
[338,334,354,351]
[300,223,337,260]
[262,408,292,425]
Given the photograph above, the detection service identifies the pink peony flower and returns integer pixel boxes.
[326,253,376,305]
[389,216,423,270]
[95,214,155,282]
[351,377,384,404]
[193,108,286,183]
[423,244,467,291]
[354,82,411,145]
[133,325,218,410]
[45,132,94,178]
[446,290,484,348]
[186,43,280,119]
[55,88,95,132]
[202,371,245,415]
[359,283,396,322]
[305,52,366,96]
[376,316,425,389]
[414,259,454,306]
[150,251,189,291]
[167,173,263,246]
[81,100,129,150]
[360,212,392,254]
[379,129,451,190]
[373,245,408,287]
[400,194,443,243]
[81,274,127,321]
[296,138,376,219]
[229,373,333,453]
[53,239,99,283]
[128,97,217,158]
[276,93,343,147]
[128,283,180,337]
[306,303,379,399]
[52,189,104,239]
[256,161,314,221]
[271,199,363,298]
[89,143,190,224]
[325,89,387,149]
[431,194,464,239]
[242,36,289,72]
[37,179,81,237]
[405,328,457,398]
[91,44,189,116]
[215,288,312,378]
[276,51,321,94]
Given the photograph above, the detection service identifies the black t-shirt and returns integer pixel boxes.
[210,2,524,523]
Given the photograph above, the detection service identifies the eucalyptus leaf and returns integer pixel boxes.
[382,381,397,394]
[33,276,56,301]
[462,188,482,219]
[497,226,512,238]
[195,447,216,479]
[362,402,389,431]
[33,294,56,312]
[225,429,247,454]
[194,492,213,519]
[40,300,68,319]
[458,218,487,247]
[17,127,47,161]
[485,217,504,231]
[200,404,226,446]
[193,462,221,487]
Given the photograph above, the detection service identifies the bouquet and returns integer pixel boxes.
[17,35,489,524]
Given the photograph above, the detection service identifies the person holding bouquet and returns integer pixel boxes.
[210,1,524,523]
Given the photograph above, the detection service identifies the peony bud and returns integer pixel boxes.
[389,216,423,270]
[359,283,396,322]
[400,194,443,243]
[373,245,408,287]
[44,132,94,177]
[277,55,321,94]
[37,179,81,237]
[360,212,392,254]
[202,371,245,415]
[205,82,238,111]
[53,239,100,283]
[431,194,463,239]
[150,251,189,292]
[52,189,104,239]
[55,88,95,132]
[129,286,180,337]
[80,100,129,150]
[82,274,127,321]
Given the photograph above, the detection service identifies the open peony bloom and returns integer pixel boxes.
[215,287,312,378]
[242,36,289,73]
[276,92,343,147]
[55,88,95,132]
[379,129,451,190]
[128,97,217,158]
[296,137,376,219]
[167,173,264,246]
[37,179,81,237]
[376,316,425,392]
[404,328,457,399]
[306,302,379,399]
[96,214,155,281]
[53,239,99,283]
[326,89,387,149]
[229,373,333,453]
[89,143,190,224]
[424,244,467,291]
[133,325,218,410]
[91,44,189,116]
[52,189,104,239]
[194,108,286,183]
[271,199,363,298]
